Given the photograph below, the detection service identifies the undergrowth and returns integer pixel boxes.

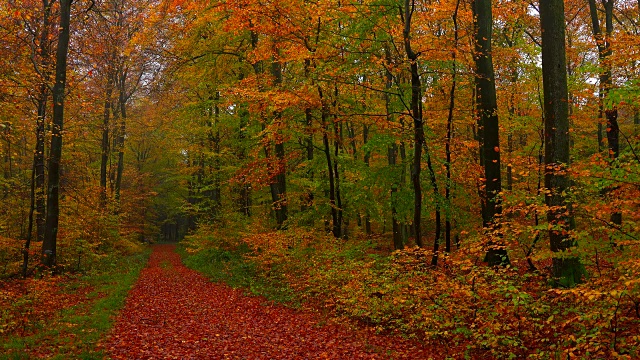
[180,224,640,359]
[0,249,150,359]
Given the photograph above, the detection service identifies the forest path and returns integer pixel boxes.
[103,244,437,359]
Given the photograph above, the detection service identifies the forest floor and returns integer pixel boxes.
[102,244,438,359]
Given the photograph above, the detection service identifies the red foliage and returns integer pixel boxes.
[0,276,93,358]
[103,245,438,359]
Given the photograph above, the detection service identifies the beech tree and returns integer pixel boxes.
[588,0,621,226]
[473,0,508,266]
[540,0,586,287]
[42,0,73,267]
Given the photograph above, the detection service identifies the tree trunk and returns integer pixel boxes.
[388,144,404,250]
[445,0,460,253]
[203,91,222,218]
[34,97,48,244]
[114,71,127,202]
[237,84,252,217]
[507,134,513,190]
[540,0,586,287]
[403,0,425,248]
[319,87,340,238]
[270,59,288,228]
[385,47,403,250]
[426,148,441,267]
[362,124,372,235]
[42,0,72,268]
[473,0,508,266]
[300,59,315,214]
[332,86,344,237]
[302,106,314,212]
[23,162,36,278]
[2,127,9,185]
[588,0,621,226]
[33,0,54,244]
[213,93,222,211]
[100,80,113,205]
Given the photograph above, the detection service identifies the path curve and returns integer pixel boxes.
[104,244,437,359]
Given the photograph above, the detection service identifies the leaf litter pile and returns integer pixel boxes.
[103,244,435,359]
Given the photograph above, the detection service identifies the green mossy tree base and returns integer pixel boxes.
[552,257,587,288]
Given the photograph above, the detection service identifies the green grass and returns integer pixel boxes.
[178,244,297,305]
[0,249,150,360]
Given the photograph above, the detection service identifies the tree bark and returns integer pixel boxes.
[42,0,72,268]
[588,0,621,226]
[114,70,127,202]
[384,47,404,250]
[100,79,113,205]
[473,0,508,266]
[237,118,251,217]
[319,87,340,238]
[23,161,36,277]
[540,0,586,287]
[332,86,344,237]
[426,147,441,267]
[403,0,425,248]
[270,59,288,228]
[31,0,54,244]
[362,124,372,235]
[445,0,460,253]
[302,62,315,213]
[212,92,222,212]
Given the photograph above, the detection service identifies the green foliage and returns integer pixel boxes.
[606,79,640,108]
[179,231,296,304]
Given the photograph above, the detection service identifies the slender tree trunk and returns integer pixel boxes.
[252,36,288,228]
[270,59,288,228]
[203,91,222,218]
[473,0,508,266]
[212,92,222,212]
[505,28,519,194]
[332,86,343,237]
[100,80,113,205]
[426,147,441,267]
[319,87,340,238]
[303,107,314,213]
[23,162,36,278]
[388,144,404,250]
[588,0,621,226]
[384,48,403,249]
[42,0,72,268]
[2,129,9,187]
[300,59,315,213]
[507,134,513,190]
[32,0,54,243]
[540,0,586,287]
[362,124,372,235]
[403,0,425,248]
[445,0,460,253]
[34,90,47,243]
[399,136,410,243]
[303,111,314,211]
[526,130,545,271]
[402,10,443,262]
[114,71,127,202]
[606,109,621,226]
[237,114,251,216]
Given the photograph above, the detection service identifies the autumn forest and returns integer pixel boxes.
[1,0,640,358]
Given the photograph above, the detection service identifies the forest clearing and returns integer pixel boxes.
[1,0,640,358]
